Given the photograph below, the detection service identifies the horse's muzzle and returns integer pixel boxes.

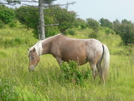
[28,65,35,72]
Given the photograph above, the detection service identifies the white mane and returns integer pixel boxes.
[29,40,43,56]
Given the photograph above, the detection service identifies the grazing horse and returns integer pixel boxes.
[28,34,110,82]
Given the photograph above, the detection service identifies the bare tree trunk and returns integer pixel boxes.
[39,0,45,40]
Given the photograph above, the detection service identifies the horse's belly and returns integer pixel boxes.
[62,54,87,65]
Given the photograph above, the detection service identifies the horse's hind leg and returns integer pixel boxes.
[97,59,102,80]
[90,63,97,80]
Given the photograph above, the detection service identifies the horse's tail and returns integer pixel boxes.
[101,44,110,82]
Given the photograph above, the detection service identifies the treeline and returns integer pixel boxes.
[0,5,134,45]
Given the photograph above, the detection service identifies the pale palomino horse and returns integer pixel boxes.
[28,34,110,82]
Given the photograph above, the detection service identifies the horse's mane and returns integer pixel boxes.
[28,40,43,56]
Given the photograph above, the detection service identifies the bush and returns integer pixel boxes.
[113,19,134,45]
[59,61,91,85]
[86,18,100,32]
[99,18,113,29]
[105,29,111,35]
[0,8,15,24]
[88,31,98,39]
[75,18,87,29]
[9,20,17,28]
[65,29,76,35]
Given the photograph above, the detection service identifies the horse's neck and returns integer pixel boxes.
[42,38,53,54]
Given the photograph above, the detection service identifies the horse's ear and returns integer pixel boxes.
[33,48,36,52]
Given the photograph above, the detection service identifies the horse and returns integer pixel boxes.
[28,34,110,82]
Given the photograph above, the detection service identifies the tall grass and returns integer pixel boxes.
[0,25,134,101]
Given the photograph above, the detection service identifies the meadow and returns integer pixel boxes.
[0,23,134,101]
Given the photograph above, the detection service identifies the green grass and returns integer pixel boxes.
[0,24,134,101]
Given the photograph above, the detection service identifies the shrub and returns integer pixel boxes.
[75,18,87,29]
[65,29,76,35]
[99,18,113,29]
[105,29,111,35]
[0,9,15,24]
[88,31,98,39]
[9,20,17,28]
[86,18,100,32]
[59,61,91,85]
[113,19,134,45]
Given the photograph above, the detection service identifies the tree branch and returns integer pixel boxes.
[45,23,59,26]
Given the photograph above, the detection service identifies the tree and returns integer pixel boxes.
[1,0,56,39]
[113,19,134,45]
[99,18,113,29]
[86,18,99,32]
[112,19,120,35]
[15,6,39,29]
[15,6,59,38]
[0,5,15,24]
[75,18,87,29]
[43,0,56,4]
[51,6,77,33]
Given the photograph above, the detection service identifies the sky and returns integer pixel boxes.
[54,0,134,22]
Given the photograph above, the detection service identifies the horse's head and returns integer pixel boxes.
[28,48,40,72]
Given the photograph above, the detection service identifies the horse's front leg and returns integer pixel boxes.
[55,56,63,68]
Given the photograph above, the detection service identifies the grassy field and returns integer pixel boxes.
[0,24,134,101]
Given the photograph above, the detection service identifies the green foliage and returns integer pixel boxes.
[7,0,21,4]
[0,5,15,24]
[15,6,39,29]
[113,19,134,45]
[0,79,18,101]
[15,6,60,38]
[99,18,113,29]
[9,20,17,28]
[15,6,77,37]
[44,8,60,37]
[88,31,98,39]
[105,28,111,35]
[60,61,90,85]
[65,29,76,35]
[75,18,87,29]
[42,0,56,4]
[51,6,77,33]
[86,18,100,32]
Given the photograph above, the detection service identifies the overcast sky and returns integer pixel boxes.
[54,0,134,22]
